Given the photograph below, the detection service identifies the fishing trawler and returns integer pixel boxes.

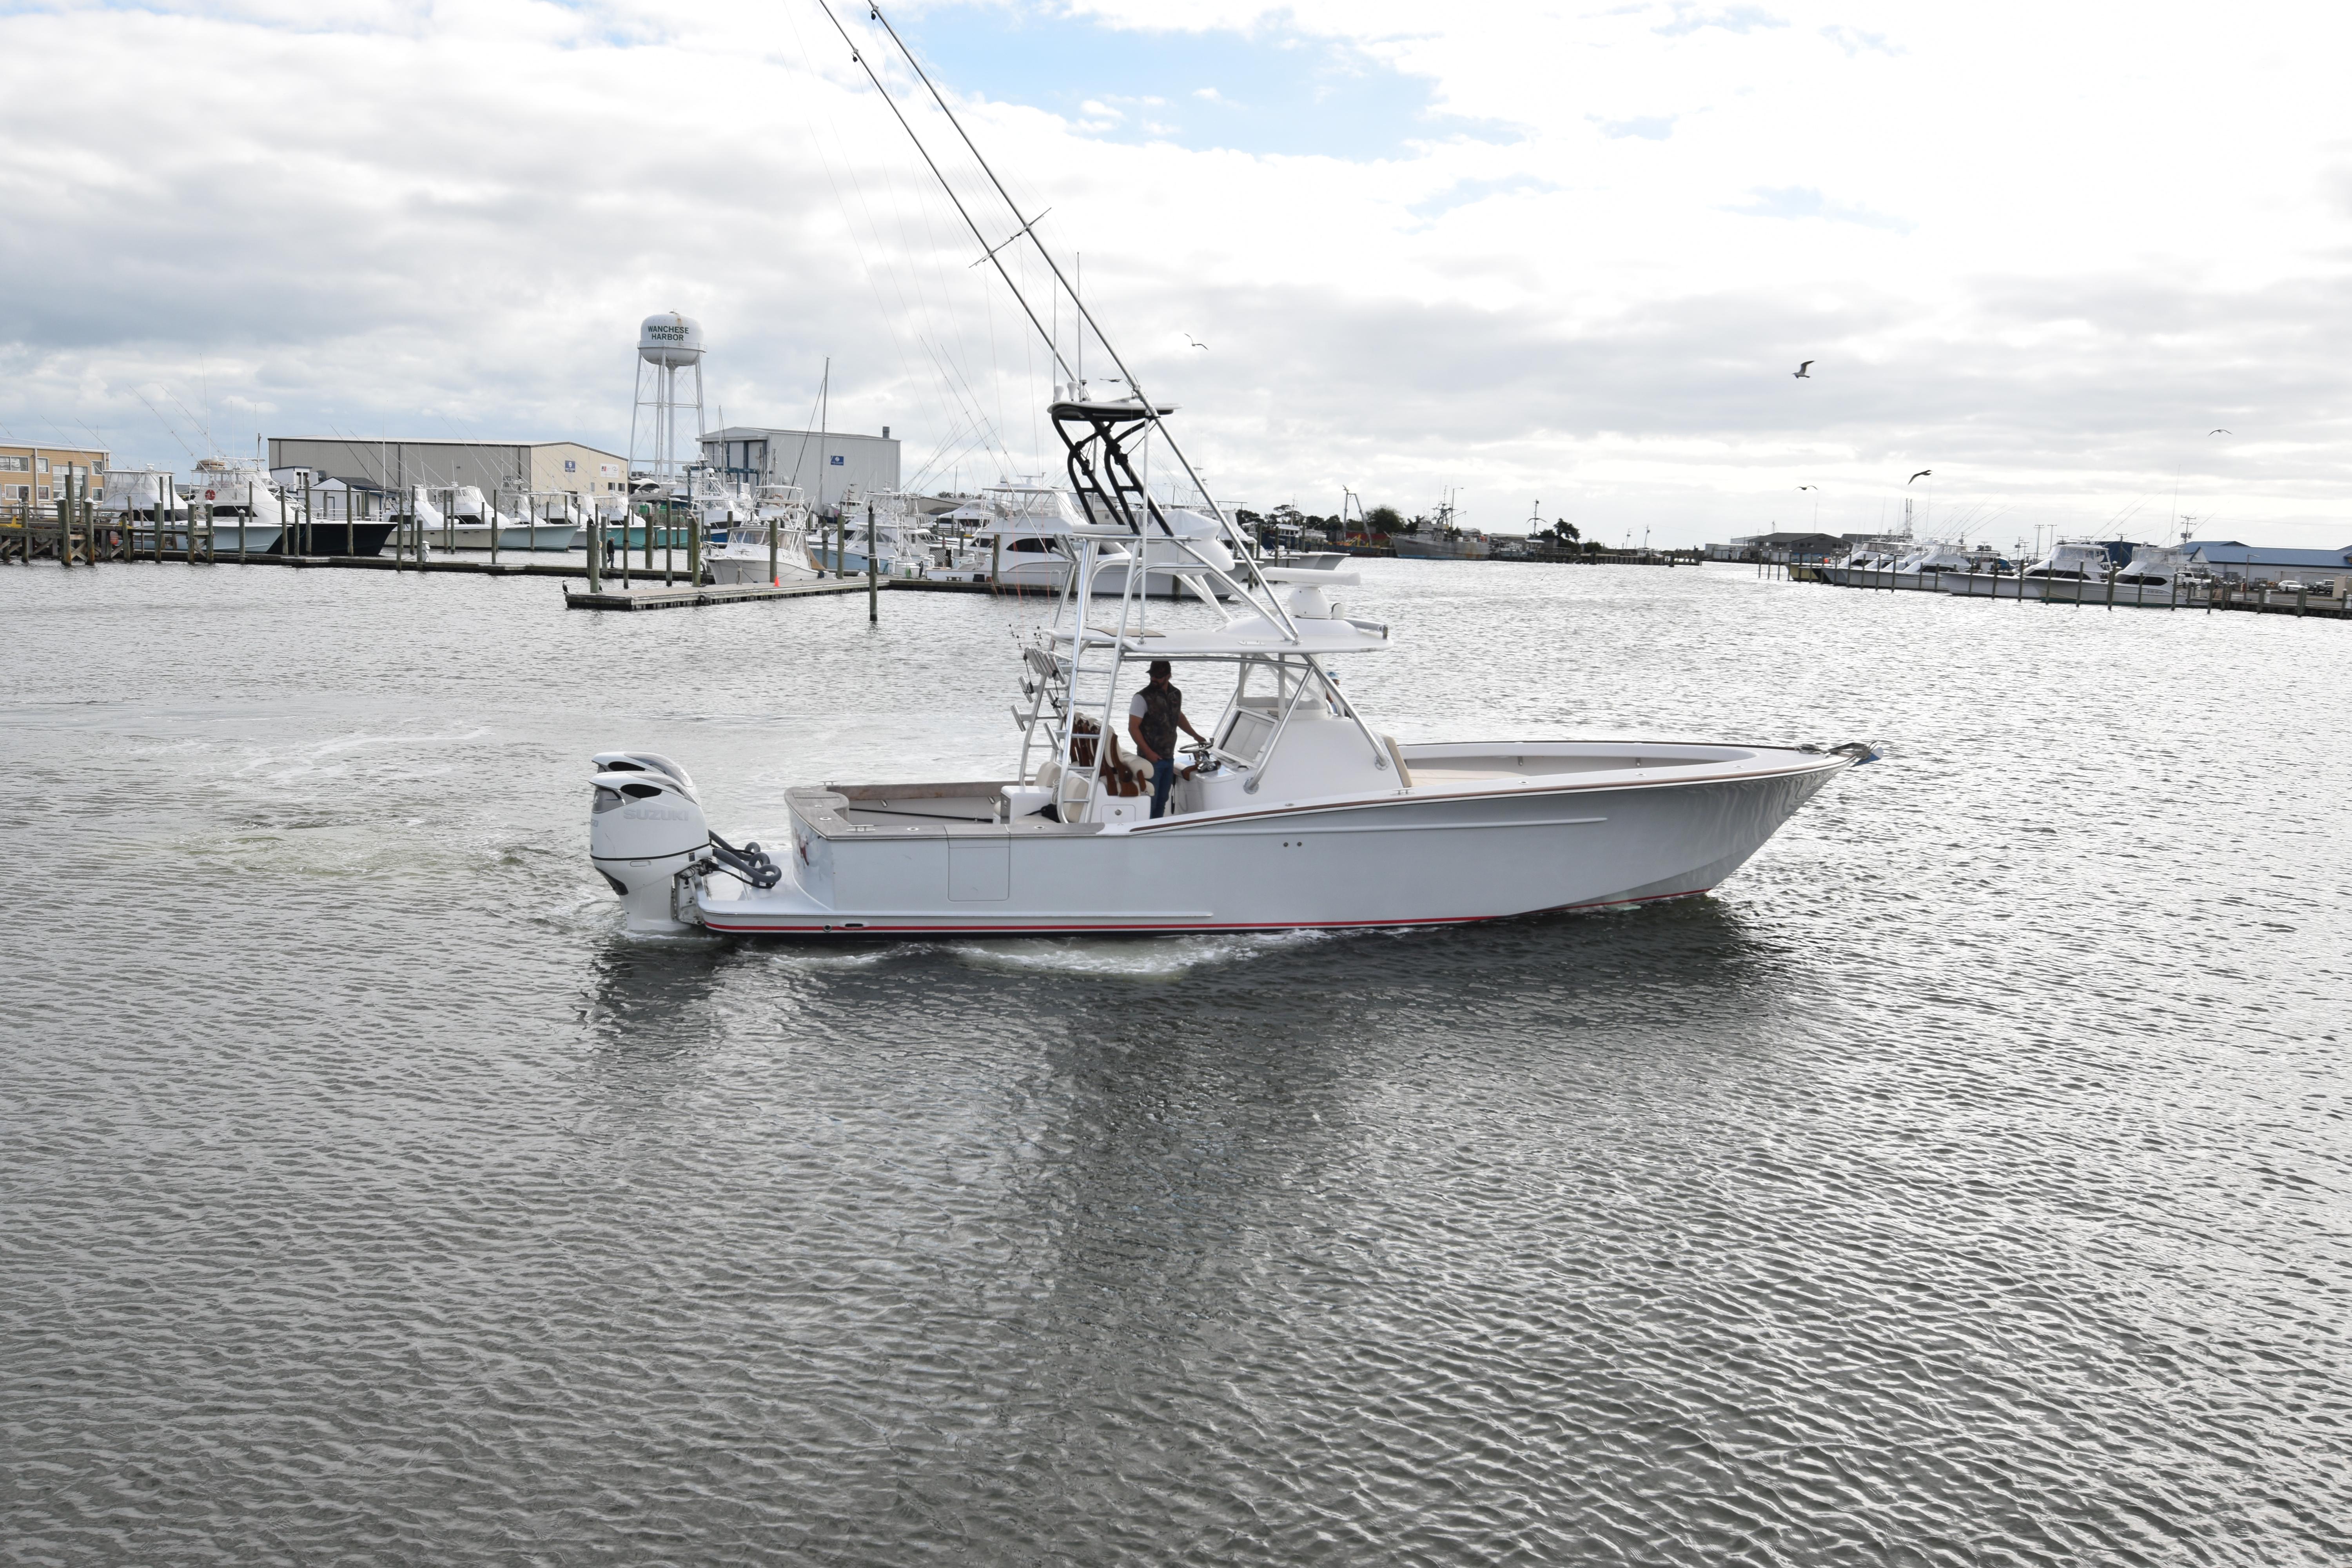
[582,6,1878,937]
[1387,498,1491,559]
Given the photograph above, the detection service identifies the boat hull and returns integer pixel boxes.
[287,521,397,557]
[805,545,894,575]
[441,523,579,552]
[708,554,820,585]
[157,523,283,554]
[921,558,1071,590]
[1937,573,2185,605]
[689,744,1852,936]
[1819,566,1957,590]
[1389,537,1491,560]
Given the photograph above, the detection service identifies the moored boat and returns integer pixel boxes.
[177,458,291,554]
[439,485,578,551]
[706,484,820,585]
[1936,540,2181,603]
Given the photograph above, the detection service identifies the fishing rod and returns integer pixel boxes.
[813,2,1073,388]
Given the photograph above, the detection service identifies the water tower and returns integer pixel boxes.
[629,311,706,492]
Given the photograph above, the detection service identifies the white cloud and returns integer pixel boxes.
[4,0,2351,547]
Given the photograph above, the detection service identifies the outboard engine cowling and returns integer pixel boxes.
[590,761,709,932]
[592,751,696,796]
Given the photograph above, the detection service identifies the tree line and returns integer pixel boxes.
[1232,503,1605,551]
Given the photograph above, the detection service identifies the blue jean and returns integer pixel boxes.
[1150,757,1176,818]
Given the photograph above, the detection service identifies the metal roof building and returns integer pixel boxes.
[2125,538,2352,584]
[700,426,900,514]
[265,438,627,497]
[2180,539,2352,577]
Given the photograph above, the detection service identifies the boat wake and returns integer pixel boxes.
[941,927,1344,979]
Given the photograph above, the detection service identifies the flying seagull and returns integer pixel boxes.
[1793,360,1813,378]
[1907,469,1932,484]
[1184,334,1209,351]
[1797,485,1817,491]
[2209,428,2230,435]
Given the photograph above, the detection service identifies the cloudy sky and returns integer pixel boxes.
[5,0,2350,547]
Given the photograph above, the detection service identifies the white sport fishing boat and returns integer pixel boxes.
[583,9,1878,937]
[441,485,578,551]
[1936,540,2176,603]
[589,387,1877,936]
[1824,538,1986,590]
[708,484,820,585]
[806,487,933,576]
[917,478,1235,597]
[179,458,293,553]
[94,467,190,524]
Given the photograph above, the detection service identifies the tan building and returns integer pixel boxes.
[0,442,109,509]
[264,437,627,498]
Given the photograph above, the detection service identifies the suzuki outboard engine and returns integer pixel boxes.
[589,752,709,931]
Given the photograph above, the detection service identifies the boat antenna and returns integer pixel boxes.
[824,2,1236,532]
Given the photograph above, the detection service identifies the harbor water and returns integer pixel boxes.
[5,561,2347,1564]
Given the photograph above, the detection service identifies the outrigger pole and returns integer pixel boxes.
[811,2,1279,604]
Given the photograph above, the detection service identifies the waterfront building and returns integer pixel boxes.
[1711,530,1844,562]
[0,442,108,508]
[699,426,900,513]
[2127,537,2352,588]
[264,437,626,500]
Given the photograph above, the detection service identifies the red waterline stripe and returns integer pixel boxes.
[698,887,1711,936]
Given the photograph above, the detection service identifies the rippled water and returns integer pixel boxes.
[5,560,2348,1564]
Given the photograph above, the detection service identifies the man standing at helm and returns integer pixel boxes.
[1128,659,1206,819]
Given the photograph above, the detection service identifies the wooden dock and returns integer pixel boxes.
[564,578,887,611]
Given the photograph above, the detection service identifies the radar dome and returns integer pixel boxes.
[638,312,704,368]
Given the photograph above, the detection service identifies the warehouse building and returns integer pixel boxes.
[265,437,627,499]
[699,426,900,513]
